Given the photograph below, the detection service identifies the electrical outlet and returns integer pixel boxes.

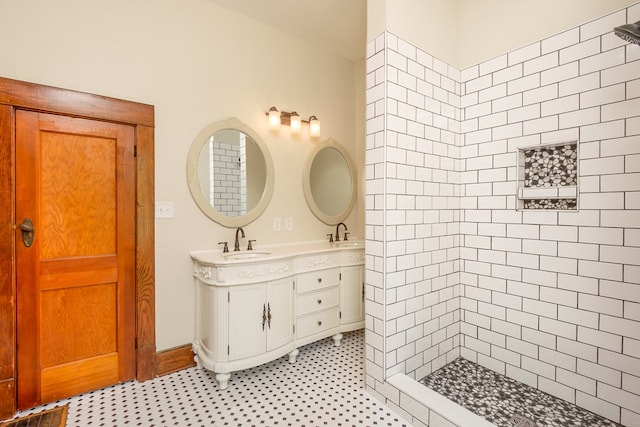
[273,217,282,231]
[285,217,293,231]
[155,201,174,218]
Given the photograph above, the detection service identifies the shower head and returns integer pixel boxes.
[614,20,640,45]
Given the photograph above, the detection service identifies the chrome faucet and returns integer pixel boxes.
[234,227,245,251]
[335,222,348,242]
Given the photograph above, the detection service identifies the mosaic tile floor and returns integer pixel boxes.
[420,357,621,427]
[14,330,409,427]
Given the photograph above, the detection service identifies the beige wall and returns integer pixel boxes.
[0,0,363,350]
[368,0,637,69]
[459,0,638,68]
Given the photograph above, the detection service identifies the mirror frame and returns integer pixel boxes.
[186,117,274,228]
[302,138,357,225]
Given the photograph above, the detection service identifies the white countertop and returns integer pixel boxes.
[190,239,364,266]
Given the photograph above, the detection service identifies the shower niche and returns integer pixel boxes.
[516,141,578,211]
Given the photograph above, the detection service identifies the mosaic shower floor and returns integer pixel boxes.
[420,357,621,427]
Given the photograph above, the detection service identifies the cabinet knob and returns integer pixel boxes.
[317,278,322,283]
[317,299,322,304]
[317,321,322,326]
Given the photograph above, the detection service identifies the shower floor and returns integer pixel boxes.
[419,357,621,427]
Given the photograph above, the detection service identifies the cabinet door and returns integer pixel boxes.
[339,266,364,324]
[228,283,266,360]
[266,278,294,352]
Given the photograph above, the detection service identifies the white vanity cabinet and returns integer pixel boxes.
[339,265,365,328]
[191,241,364,389]
[228,278,294,361]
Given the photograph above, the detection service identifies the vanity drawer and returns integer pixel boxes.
[296,268,339,293]
[296,307,339,339]
[296,287,338,316]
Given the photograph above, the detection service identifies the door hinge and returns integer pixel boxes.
[134,145,137,157]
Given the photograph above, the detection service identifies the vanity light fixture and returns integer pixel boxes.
[266,106,320,137]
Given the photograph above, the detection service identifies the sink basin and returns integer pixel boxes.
[336,241,364,248]
[223,251,271,260]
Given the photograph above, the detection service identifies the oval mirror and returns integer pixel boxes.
[187,117,274,228]
[302,138,356,225]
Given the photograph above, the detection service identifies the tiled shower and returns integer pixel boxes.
[365,3,640,426]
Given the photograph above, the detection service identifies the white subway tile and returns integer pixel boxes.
[522,356,555,379]
[540,256,578,275]
[580,48,625,75]
[523,115,559,135]
[579,260,623,281]
[493,64,523,85]
[598,382,640,413]
[558,305,597,328]
[601,173,640,192]
[621,409,640,427]
[541,95,579,116]
[509,43,541,65]
[581,84,626,109]
[577,359,622,388]
[522,239,557,256]
[557,273,598,294]
[493,93,523,113]
[580,120,626,143]
[579,226,623,245]
[557,368,596,395]
[524,52,559,75]
[603,98,640,122]
[559,107,600,129]
[541,287,577,308]
[581,156,625,176]
[523,84,558,106]
[579,326,622,353]
[601,315,640,340]
[522,268,557,288]
[602,135,640,157]
[560,37,600,64]
[559,73,600,98]
[507,280,540,300]
[542,28,580,54]
[508,74,541,95]
[557,337,598,362]
[540,225,578,242]
[576,391,622,423]
[601,210,640,228]
[541,62,579,86]
[523,326,556,350]
[580,10,626,42]
[601,348,640,378]
[600,245,640,266]
[507,308,538,329]
[578,294,623,317]
[479,111,507,129]
[557,241,598,261]
[602,60,640,87]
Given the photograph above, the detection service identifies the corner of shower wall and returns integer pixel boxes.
[365,30,465,426]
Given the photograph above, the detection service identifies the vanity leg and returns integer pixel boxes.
[288,348,299,363]
[215,373,231,390]
[332,333,343,347]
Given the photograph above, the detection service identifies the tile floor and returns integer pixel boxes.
[420,357,622,427]
[14,330,410,427]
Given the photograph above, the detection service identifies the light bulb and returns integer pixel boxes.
[309,116,320,137]
[290,111,301,134]
[268,106,280,130]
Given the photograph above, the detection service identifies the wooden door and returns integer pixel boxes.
[15,110,136,409]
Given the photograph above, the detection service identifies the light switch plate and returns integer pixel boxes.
[273,217,282,231]
[155,201,174,218]
[285,217,293,231]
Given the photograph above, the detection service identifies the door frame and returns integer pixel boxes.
[0,77,156,418]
